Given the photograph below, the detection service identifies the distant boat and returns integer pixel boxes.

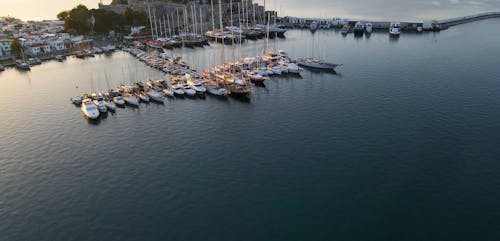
[92,94,107,113]
[309,21,318,32]
[162,88,175,97]
[146,90,164,102]
[70,96,83,105]
[103,95,116,111]
[354,22,365,36]
[55,55,64,62]
[16,61,30,71]
[340,24,350,35]
[113,96,125,106]
[172,84,185,96]
[389,22,401,37]
[297,57,342,70]
[365,22,373,33]
[205,82,228,96]
[182,83,196,96]
[81,98,100,119]
[188,80,206,94]
[123,93,139,106]
[138,91,150,102]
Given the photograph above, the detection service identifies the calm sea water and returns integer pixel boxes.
[1,19,500,241]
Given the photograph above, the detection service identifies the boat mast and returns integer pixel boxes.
[153,8,159,39]
[253,2,256,27]
[266,12,270,53]
[158,15,163,38]
[199,7,203,35]
[274,0,277,52]
[192,4,197,35]
[166,14,171,37]
[147,3,154,39]
[230,0,235,63]
[219,0,225,64]
[163,16,167,38]
[211,0,215,32]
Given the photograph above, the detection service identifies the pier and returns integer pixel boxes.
[283,11,500,32]
[438,12,500,29]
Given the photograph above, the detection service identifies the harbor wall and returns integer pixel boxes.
[438,12,500,28]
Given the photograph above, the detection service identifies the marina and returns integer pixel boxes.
[2,0,500,240]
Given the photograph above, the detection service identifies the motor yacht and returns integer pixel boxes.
[182,83,196,96]
[123,93,139,106]
[81,98,100,119]
[172,84,185,96]
[389,22,401,37]
[113,96,126,106]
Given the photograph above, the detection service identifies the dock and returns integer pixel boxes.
[282,11,500,32]
[438,12,500,28]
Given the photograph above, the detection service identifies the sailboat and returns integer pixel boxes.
[16,47,30,71]
[297,28,342,71]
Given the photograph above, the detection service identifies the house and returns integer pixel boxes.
[48,39,65,51]
[0,39,12,57]
[27,43,51,56]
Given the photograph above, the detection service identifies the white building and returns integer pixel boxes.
[27,43,51,56]
[0,39,11,57]
[48,39,65,51]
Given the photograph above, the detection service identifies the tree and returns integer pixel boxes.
[57,11,69,21]
[111,0,128,4]
[11,39,23,59]
[64,4,91,35]
[58,4,149,35]
[123,8,147,27]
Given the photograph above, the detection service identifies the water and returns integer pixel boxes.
[1,19,500,240]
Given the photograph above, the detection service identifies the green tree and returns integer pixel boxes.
[57,11,69,21]
[90,9,124,34]
[64,4,91,35]
[111,0,128,4]
[10,39,23,59]
[122,8,147,26]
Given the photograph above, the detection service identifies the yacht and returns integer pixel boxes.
[189,80,207,94]
[103,96,116,111]
[113,96,126,106]
[309,21,318,32]
[297,57,342,70]
[340,24,350,35]
[81,98,100,119]
[182,83,196,96]
[353,22,365,36]
[172,84,185,96]
[205,82,228,96]
[278,61,302,74]
[162,87,175,97]
[245,71,267,85]
[70,96,83,105]
[147,90,164,102]
[55,55,64,62]
[138,92,150,102]
[123,93,139,106]
[365,22,373,33]
[92,95,107,113]
[227,76,252,96]
[389,22,401,37]
[16,61,30,71]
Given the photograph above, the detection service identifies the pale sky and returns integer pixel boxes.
[0,0,112,21]
[2,0,500,21]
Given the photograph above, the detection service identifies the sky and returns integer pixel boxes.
[1,0,500,21]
